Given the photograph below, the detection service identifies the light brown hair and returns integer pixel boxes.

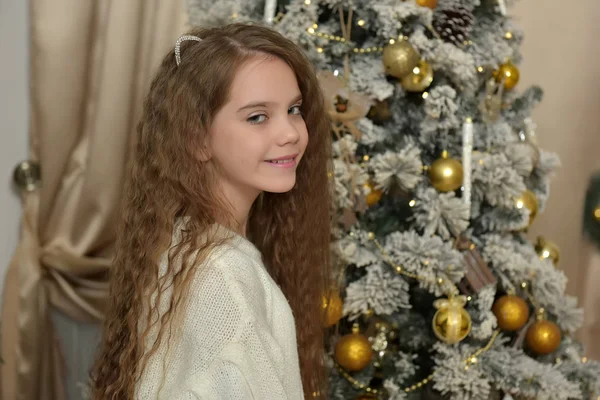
[90,23,332,399]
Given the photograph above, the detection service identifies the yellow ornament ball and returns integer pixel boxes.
[432,297,472,344]
[514,190,539,226]
[364,182,383,206]
[416,0,438,9]
[492,295,530,332]
[382,40,420,79]
[526,319,561,355]
[429,151,464,192]
[334,325,373,371]
[593,204,600,222]
[322,291,343,327]
[493,61,520,90]
[535,236,560,265]
[400,59,434,92]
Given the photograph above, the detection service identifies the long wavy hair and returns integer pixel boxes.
[90,23,333,399]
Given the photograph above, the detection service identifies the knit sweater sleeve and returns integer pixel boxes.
[136,250,289,399]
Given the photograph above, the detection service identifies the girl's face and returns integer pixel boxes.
[208,55,308,204]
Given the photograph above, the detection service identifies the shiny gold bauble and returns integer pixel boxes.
[593,204,600,222]
[382,40,420,79]
[400,60,434,92]
[492,295,530,332]
[514,190,539,226]
[432,297,472,344]
[526,319,561,355]
[334,327,373,371]
[429,151,464,192]
[416,0,438,9]
[535,236,560,265]
[493,61,520,90]
[364,181,383,206]
[322,291,343,327]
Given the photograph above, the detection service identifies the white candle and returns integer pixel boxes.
[263,0,277,24]
[462,118,474,211]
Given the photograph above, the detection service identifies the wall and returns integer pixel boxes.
[0,0,29,298]
[513,0,600,357]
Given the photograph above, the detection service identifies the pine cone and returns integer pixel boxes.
[432,3,475,46]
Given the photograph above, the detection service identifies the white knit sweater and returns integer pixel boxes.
[135,225,304,399]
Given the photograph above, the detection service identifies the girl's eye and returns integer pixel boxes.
[289,105,302,115]
[247,114,267,125]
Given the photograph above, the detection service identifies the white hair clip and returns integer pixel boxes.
[175,35,202,66]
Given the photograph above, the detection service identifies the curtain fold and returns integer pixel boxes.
[1,1,186,398]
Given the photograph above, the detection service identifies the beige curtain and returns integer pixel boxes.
[513,1,600,359]
[0,1,186,399]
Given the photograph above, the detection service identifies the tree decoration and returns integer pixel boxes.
[514,189,538,227]
[493,60,520,90]
[400,60,434,92]
[432,2,475,46]
[429,151,464,193]
[492,295,530,331]
[535,236,560,265]
[335,323,374,371]
[432,295,472,344]
[382,39,420,79]
[526,318,561,355]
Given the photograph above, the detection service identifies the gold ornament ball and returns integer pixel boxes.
[416,0,438,9]
[526,319,561,355]
[334,329,373,371]
[382,41,420,79]
[593,204,600,222]
[322,291,343,327]
[535,236,560,265]
[514,190,539,226]
[432,305,472,344]
[364,182,383,206]
[493,61,520,90]
[401,59,434,92]
[492,295,530,332]
[429,151,464,192]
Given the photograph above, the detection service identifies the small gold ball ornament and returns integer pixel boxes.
[429,151,464,192]
[535,236,560,265]
[364,181,383,206]
[382,40,420,79]
[432,296,472,344]
[493,60,520,90]
[514,190,539,226]
[335,324,374,371]
[526,319,561,355]
[492,295,530,331]
[416,0,438,9]
[322,291,343,327]
[400,60,434,92]
[593,204,600,222]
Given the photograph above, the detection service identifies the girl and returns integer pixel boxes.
[91,23,332,399]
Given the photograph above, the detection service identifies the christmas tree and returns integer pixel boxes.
[188,0,600,398]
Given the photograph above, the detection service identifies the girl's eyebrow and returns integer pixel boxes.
[236,94,303,113]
